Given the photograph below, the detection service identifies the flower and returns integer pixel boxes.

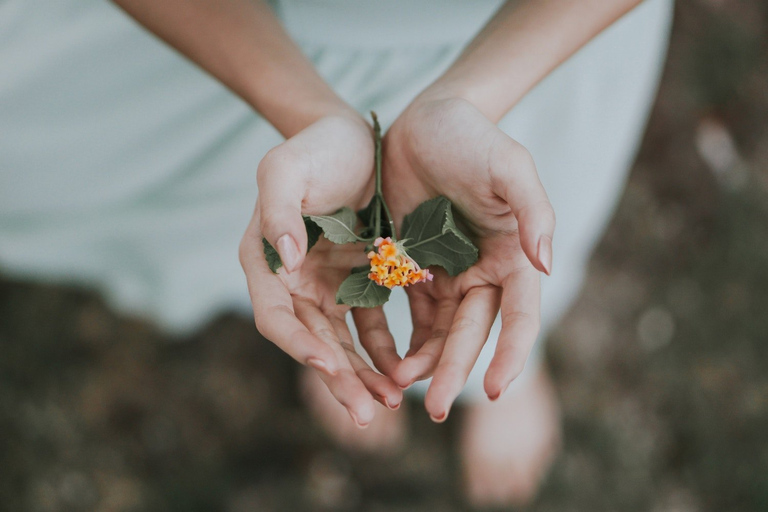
[368,237,433,289]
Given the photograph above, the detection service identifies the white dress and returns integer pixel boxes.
[0,0,673,398]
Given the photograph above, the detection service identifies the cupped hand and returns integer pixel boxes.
[380,93,556,421]
[239,113,402,427]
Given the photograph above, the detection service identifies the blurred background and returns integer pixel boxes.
[1,1,767,511]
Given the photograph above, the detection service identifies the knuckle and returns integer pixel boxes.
[257,146,299,188]
[366,322,389,335]
[502,310,540,336]
[314,328,338,344]
[255,304,293,340]
[518,200,556,227]
[539,201,557,225]
[451,316,481,332]
[252,314,269,340]
[436,360,467,381]
[508,141,535,168]
[238,238,251,268]
[259,210,285,240]
[373,344,396,358]
[257,147,281,175]
[429,329,450,341]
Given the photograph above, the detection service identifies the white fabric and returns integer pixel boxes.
[0,0,673,398]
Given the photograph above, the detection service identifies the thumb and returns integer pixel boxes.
[490,136,556,275]
[257,148,309,273]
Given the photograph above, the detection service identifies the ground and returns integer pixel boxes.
[1,1,767,511]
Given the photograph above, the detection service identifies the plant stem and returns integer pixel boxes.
[371,112,397,241]
[372,112,382,239]
[372,112,382,197]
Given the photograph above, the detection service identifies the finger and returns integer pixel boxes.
[239,215,339,374]
[489,134,556,275]
[294,301,377,426]
[352,307,401,377]
[424,286,500,422]
[393,297,459,389]
[405,289,436,357]
[483,266,541,401]
[330,316,402,410]
[257,146,309,273]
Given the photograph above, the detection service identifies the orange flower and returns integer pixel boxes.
[367,237,433,289]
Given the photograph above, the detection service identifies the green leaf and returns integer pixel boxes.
[336,269,391,308]
[262,216,323,273]
[400,196,479,276]
[309,207,360,244]
[263,238,283,273]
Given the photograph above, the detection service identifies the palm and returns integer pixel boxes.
[382,97,551,420]
[281,237,367,314]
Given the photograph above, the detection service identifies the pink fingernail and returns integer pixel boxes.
[537,235,553,275]
[349,410,369,429]
[307,357,334,375]
[277,234,301,272]
[381,395,401,410]
[398,380,414,391]
[489,381,511,402]
[429,410,448,423]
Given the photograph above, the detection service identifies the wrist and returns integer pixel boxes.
[420,73,525,125]
[249,85,360,138]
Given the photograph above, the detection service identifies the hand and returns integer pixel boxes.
[239,113,403,427]
[381,93,556,421]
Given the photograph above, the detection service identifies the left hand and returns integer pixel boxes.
[380,92,556,421]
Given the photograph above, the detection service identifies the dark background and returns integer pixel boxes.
[2,1,767,510]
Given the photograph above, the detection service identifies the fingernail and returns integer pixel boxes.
[349,410,369,429]
[488,382,510,402]
[398,380,414,391]
[382,396,401,410]
[307,357,335,375]
[537,235,553,275]
[429,410,448,423]
[277,234,301,272]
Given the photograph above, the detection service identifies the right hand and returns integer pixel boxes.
[239,113,403,427]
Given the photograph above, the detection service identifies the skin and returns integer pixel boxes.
[373,0,644,420]
[238,115,403,427]
[114,0,399,425]
[112,0,644,426]
[382,98,547,419]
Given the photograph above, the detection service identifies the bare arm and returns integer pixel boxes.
[385,0,646,410]
[112,0,355,137]
[431,0,643,122]
[113,0,399,425]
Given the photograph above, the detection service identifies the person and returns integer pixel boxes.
[0,0,673,506]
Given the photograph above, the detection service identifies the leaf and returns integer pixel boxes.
[400,196,479,276]
[309,207,360,244]
[262,216,323,273]
[263,239,283,273]
[336,269,391,308]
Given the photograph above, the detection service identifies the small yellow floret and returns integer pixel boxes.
[367,237,433,289]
